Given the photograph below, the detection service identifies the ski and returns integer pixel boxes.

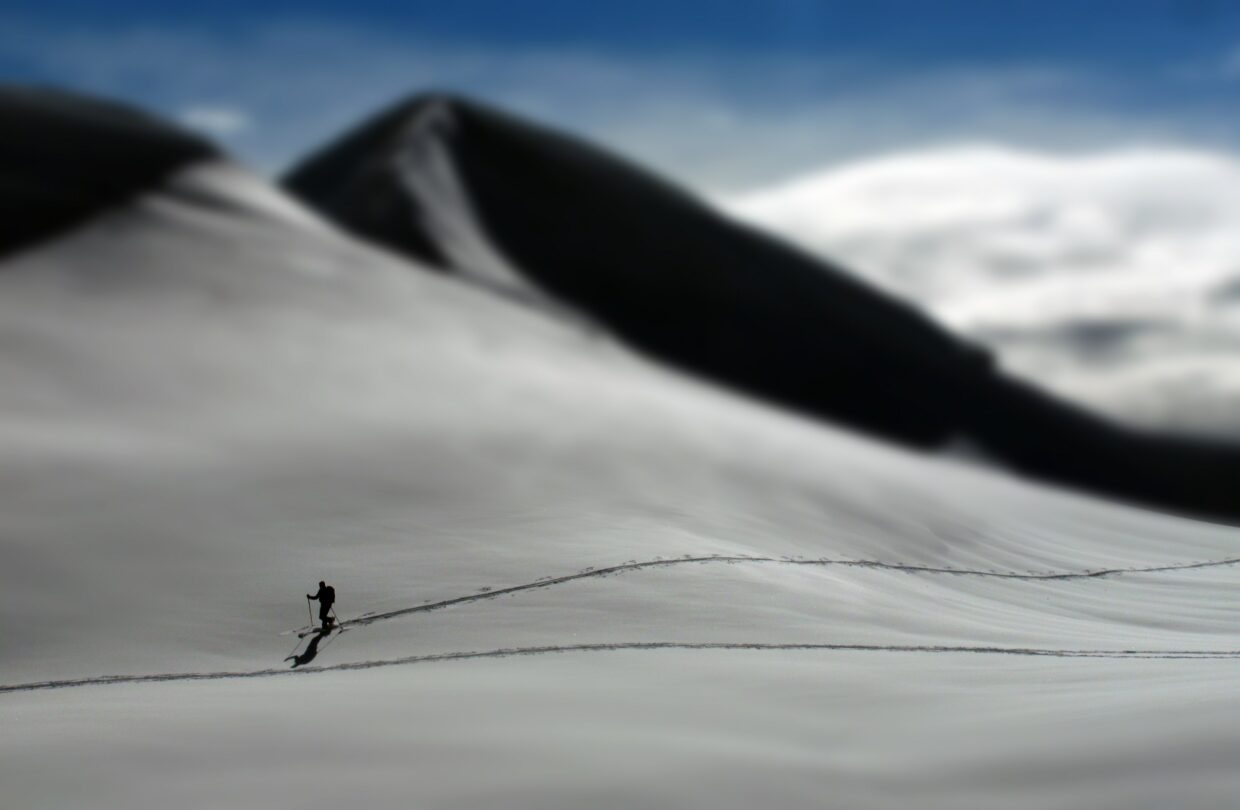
[280,625,315,637]
[297,623,346,639]
[282,620,347,637]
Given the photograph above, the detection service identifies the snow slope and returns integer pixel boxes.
[727,146,1240,438]
[4,153,1240,808]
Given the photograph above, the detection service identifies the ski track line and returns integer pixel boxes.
[5,642,1240,695]
[340,554,1240,630]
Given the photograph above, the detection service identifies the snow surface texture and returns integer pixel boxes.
[4,160,1240,809]
[727,147,1240,438]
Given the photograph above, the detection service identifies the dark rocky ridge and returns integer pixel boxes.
[0,85,215,256]
[286,94,994,448]
[285,93,1240,522]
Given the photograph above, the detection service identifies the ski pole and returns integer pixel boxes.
[306,595,314,627]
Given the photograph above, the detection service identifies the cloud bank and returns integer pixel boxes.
[727,146,1240,437]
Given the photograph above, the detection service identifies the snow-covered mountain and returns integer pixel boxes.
[3,89,1240,809]
[727,146,1240,438]
[282,94,1240,522]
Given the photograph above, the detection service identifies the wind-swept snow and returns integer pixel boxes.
[3,155,1240,808]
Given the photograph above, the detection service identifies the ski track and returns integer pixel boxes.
[340,553,1240,630]
[10,553,1240,697]
[5,642,1240,695]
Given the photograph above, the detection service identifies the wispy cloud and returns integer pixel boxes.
[179,104,251,136]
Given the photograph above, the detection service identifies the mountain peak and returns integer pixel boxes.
[283,91,1240,521]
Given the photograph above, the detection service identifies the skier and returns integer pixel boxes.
[307,580,336,631]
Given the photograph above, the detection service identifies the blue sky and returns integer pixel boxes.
[5,1,1240,189]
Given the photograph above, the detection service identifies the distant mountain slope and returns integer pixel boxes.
[284,93,1240,522]
[0,86,215,257]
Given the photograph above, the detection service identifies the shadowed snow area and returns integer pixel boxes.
[4,153,1240,808]
[727,147,1240,438]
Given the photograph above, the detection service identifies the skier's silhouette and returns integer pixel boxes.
[307,580,336,630]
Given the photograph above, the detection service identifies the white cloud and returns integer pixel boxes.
[725,146,1240,437]
[179,104,251,136]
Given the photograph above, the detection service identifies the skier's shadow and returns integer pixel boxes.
[285,628,331,668]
